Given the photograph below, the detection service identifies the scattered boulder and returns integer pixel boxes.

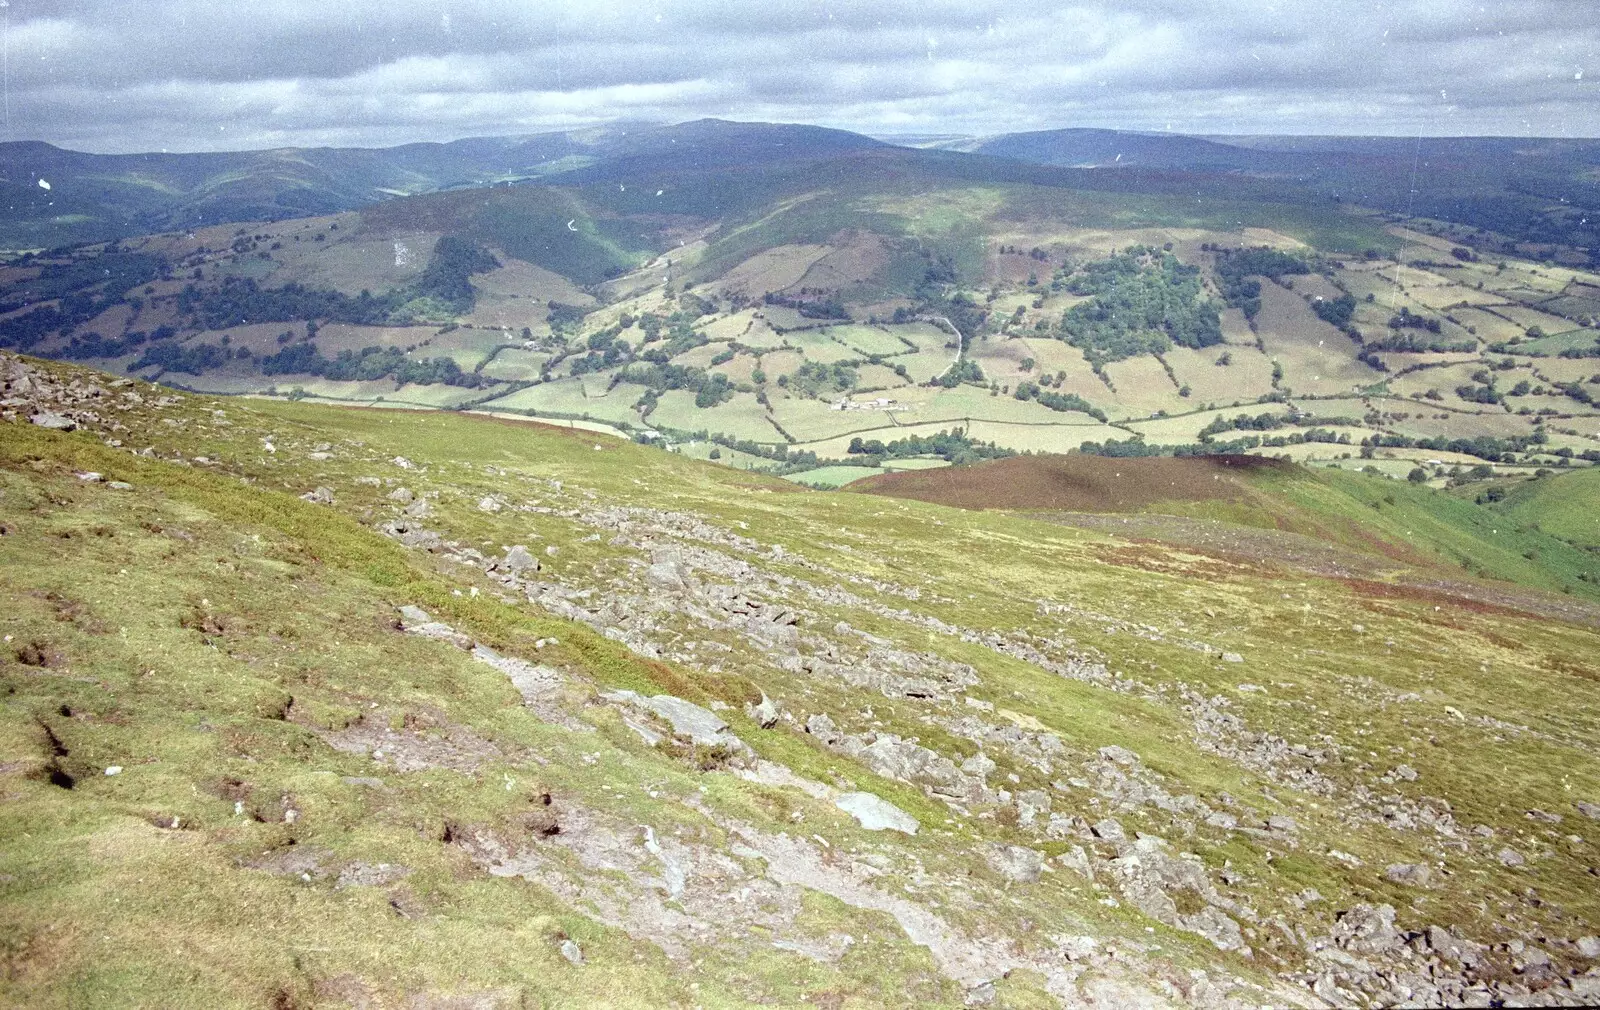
[300,486,335,504]
[835,792,919,834]
[396,606,473,650]
[403,498,432,519]
[1333,903,1404,955]
[477,496,503,513]
[986,844,1044,883]
[496,545,540,575]
[29,411,75,431]
[1526,808,1562,824]
[1576,936,1600,959]
[387,487,415,504]
[1098,745,1139,766]
[1576,800,1600,820]
[1266,814,1297,833]
[745,693,779,728]
[1424,925,1484,966]
[559,939,584,966]
[601,690,744,750]
[1498,847,1526,868]
[1385,862,1433,887]
[1091,818,1127,843]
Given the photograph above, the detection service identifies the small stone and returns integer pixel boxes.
[835,792,919,834]
[1576,800,1600,820]
[1385,862,1433,887]
[1526,808,1562,824]
[29,411,75,431]
[746,693,779,728]
[559,939,584,965]
[1498,847,1525,868]
[500,545,540,574]
[1221,652,1244,663]
[1091,818,1127,842]
[1576,936,1600,958]
[300,486,335,504]
[107,481,133,490]
[477,496,502,513]
[986,844,1044,883]
[75,471,104,482]
[387,487,415,503]
[403,497,431,518]
[1267,814,1297,833]
[1098,744,1139,765]
[104,765,122,776]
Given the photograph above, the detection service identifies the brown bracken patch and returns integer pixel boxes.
[851,453,1290,512]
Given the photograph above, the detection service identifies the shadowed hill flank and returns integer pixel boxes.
[850,453,1291,512]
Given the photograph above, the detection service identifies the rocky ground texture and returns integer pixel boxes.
[3,352,1600,1008]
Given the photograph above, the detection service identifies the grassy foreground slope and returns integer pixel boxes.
[3,354,1600,1008]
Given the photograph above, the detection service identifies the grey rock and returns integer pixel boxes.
[300,486,335,504]
[477,496,503,513]
[963,980,997,1006]
[29,411,75,431]
[986,844,1044,883]
[1267,814,1297,833]
[1221,651,1244,663]
[1386,862,1433,887]
[1576,800,1600,820]
[500,544,540,574]
[960,752,997,778]
[1425,925,1484,965]
[107,481,133,490]
[835,792,919,834]
[805,713,841,745]
[603,690,742,749]
[335,862,411,888]
[645,557,694,592]
[387,487,415,503]
[1056,845,1093,878]
[1091,818,1127,842]
[746,693,780,728]
[1526,808,1562,824]
[1334,903,1404,955]
[1498,847,1526,868]
[1098,744,1140,765]
[403,497,431,518]
[1575,936,1600,959]
[396,606,474,650]
[559,938,584,966]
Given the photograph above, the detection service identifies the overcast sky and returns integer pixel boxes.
[5,0,1598,153]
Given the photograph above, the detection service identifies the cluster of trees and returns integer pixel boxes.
[1011,381,1107,420]
[845,428,1015,465]
[617,361,735,409]
[1388,307,1443,333]
[1361,331,1476,353]
[178,236,500,331]
[782,361,858,398]
[57,325,179,360]
[938,357,985,388]
[1057,248,1222,366]
[1363,431,1543,462]
[0,252,166,352]
[567,326,632,376]
[259,341,488,387]
[763,291,849,320]
[1212,246,1311,320]
[1311,293,1358,328]
[1078,430,1346,458]
[131,340,234,375]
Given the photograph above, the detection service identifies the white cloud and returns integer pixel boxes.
[4,0,1596,151]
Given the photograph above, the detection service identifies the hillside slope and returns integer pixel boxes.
[4,353,1600,1007]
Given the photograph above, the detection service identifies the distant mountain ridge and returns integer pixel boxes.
[2,119,1596,255]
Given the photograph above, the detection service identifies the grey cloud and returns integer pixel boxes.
[4,0,1595,152]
